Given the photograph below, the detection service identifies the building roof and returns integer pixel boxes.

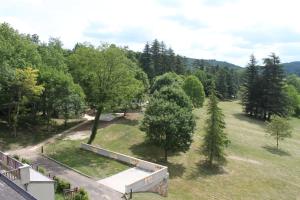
[0,175,37,200]
[29,168,53,182]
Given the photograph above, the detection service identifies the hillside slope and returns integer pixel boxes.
[283,61,300,76]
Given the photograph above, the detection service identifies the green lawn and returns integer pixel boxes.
[45,139,131,179]
[45,101,300,200]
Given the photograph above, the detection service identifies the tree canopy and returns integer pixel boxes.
[68,44,144,144]
[141,85,195,162]
[183,75,205,108]
[266,116,292,149]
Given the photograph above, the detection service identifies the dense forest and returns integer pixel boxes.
[0,22,299,141]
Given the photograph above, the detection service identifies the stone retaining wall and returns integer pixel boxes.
[80,143,169,197]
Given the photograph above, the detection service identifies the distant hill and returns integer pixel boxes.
[184,57,241,70]
[282,61,300,76]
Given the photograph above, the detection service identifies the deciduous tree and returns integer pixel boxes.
[183,75,205,108]
[141,86,195,162]
[266,116,292,149]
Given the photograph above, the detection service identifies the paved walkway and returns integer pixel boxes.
[98,167,152,193]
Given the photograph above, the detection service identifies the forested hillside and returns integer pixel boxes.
[283,61,300,76]
[0,22,299,140]
[184,57,241,70]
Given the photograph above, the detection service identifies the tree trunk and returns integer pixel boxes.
[87,106,103,144]
[8,103,12,129]
[13,101,20,137]
[64,118,67,128]
[276,132,279,150]
[209,149,213,168]
[164,149,168,162]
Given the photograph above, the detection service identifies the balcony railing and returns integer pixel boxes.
[0,151,23,170]
[2,168,21,181]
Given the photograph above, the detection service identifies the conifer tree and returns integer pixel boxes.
[202,86,230,167]
[216,68,229,99]
[140,42,154,80]
[262,53,287,119]
[150,39,161,76]
[242,55,259,116]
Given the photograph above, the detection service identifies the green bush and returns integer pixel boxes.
[74,188,89,200]
[21,158,32,165]
[37,166,46,175]
[12,155,20,160]
[53,177,70,193]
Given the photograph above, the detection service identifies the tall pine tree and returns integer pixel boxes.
[262,53,287,119]
[202,86,230,167]
[140,42,154,80]
[242,55,259,116]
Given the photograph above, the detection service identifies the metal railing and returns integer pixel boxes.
[63,187,79,200]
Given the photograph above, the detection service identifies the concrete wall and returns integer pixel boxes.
[19,164,30,184]
[125,167,168,195]
[81,143,165,172]
[81,143,169,197]
[27,182,55,200]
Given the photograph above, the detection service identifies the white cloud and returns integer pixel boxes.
[0,0,299,66]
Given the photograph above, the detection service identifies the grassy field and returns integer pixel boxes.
[45,101,300,200]
[45,139,131,179]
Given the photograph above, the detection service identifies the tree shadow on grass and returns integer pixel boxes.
[262,145,291,156]
[129,141,185,178]
[188,160,228,180]
[232,113,266,128]
[0,120,83,151]
[166,162,185,179]
[129,141,165,163]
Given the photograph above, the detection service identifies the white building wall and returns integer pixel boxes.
[27,182,55,200]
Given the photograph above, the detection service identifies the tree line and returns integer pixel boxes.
[1,22,297,167]
[242,54,300,120]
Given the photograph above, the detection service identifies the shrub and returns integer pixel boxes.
[37,166,46,175]
[53,177,70,193]
[13,155,20,160]
[74,188,89,200]
[21,158,32,165]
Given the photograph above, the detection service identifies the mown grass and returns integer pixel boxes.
[45,139,130,179]
[46,101,300,199]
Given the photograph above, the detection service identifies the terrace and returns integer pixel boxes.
[0,151,55,200]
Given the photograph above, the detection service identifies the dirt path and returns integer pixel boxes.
[7,117,91,158]
[228,155,262,165]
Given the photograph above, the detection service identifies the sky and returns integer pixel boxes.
[0,0,300,66]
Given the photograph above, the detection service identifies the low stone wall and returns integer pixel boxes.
[125,167,168,196]
[80,143,169,196]
[81,143,165,172]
